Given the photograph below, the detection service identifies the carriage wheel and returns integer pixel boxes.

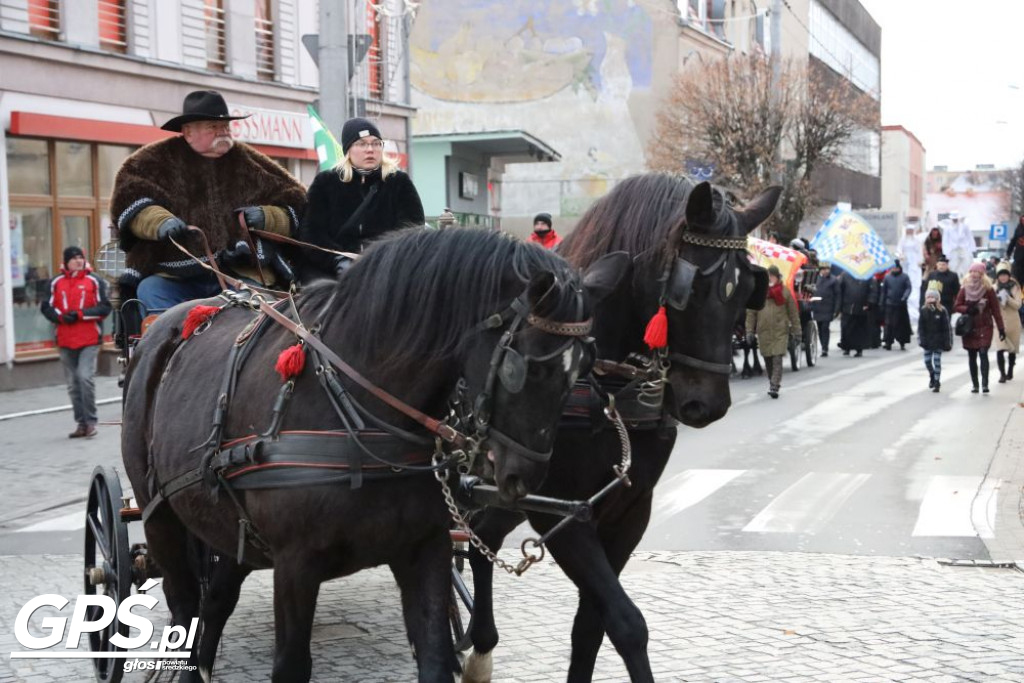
[84,466,132,683]
[805,323,820,367]
[450,542,475,652]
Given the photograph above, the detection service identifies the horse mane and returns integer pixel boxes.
[559,172,735,271]
[302,228,583,377]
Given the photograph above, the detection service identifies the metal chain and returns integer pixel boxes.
[433,450,535,576]
[603,398,633,486]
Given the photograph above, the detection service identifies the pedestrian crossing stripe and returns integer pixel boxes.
[13,471,1001,540]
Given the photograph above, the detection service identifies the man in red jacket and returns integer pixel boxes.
[40,247,112,438]
[527,212,561,249]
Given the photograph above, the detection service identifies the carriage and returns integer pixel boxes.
[788,261,821,370]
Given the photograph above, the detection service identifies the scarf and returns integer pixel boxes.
[767,282,785,306]
[963,276,988,311]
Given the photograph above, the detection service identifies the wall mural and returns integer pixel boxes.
[410,0,655,219]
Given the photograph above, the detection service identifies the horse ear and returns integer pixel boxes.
[581,251,631,305]
[684,181,716,230]
[736,186,783,235]
[526,271,557,311]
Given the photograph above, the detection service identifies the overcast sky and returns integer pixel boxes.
[857,0,1024,171]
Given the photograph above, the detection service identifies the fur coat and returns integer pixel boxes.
[110,136,306,279]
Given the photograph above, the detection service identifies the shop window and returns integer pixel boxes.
[98,0,128,53]
[98,145,133,198]
[28,0,60,40]
[255,0,275,81]
[6,138,50,195]
[56,142,94,197]
[10,206,55,352]
[62,214,93,258]
[205,0,227,71]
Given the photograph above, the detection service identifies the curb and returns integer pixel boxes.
[984,379,1024,565]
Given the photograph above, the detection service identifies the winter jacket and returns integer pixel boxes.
[810,273,840,321]
[921,269,961,311]
[917,304,952,352]
[298,167,425,279]
[954,286,1005,350]
[995,279,1022,353]
[40,265,111,350]
[880,271,912,307]
[528,229,562,250]
[746,285,800,357]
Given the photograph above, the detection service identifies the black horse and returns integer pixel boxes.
[461,175,781,682]
[121,228,627,682]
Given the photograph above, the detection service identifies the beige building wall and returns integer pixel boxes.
[881,126,925,226]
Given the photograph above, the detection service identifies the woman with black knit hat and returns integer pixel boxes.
[297,117,425,280]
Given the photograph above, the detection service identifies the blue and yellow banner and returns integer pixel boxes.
[809,207,895,280]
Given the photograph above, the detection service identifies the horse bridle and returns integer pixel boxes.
[658,231,767,375]
[455,282,593,465]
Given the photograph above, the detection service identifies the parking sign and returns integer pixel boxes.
[990,223,1009,241]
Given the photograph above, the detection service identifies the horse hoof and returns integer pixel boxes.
[462,650,493,683]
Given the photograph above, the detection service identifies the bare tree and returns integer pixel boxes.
[1012,157,1024,218]
[649,53,878,239]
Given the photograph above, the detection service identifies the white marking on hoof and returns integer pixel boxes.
[200,666,212,683]
[462,650,493,683]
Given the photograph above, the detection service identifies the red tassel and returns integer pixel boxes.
[644,306,669,349]
[275,343,306,381]
[181,304,221,340]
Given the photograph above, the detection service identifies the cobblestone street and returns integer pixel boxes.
[3,551,1024,682]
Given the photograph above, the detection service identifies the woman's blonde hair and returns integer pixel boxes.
[335,149,400,183]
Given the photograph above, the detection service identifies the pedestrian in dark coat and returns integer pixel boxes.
[810,262,840,356]
[920,255,960,311]
[838,272,872,356]
[867,271,885,348]
[918,288,952,392]
[40,247,112,437]
[954,262,1006,393]
[298,117,425,280]
[881,262,913,350]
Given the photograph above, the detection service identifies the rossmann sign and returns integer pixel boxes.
[228,105,312,149]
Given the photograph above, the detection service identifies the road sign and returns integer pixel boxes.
[990,223,1009,241]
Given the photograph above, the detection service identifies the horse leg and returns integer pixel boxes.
[546,513,654,683]
[142,511,204,681]
[462,508,528,683]
[195,556,252,681]
[389,527,460,682]
[271,559,321,683]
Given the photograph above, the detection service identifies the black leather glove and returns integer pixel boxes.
[219,241,253,272]
[156,216,189,241]
[1000,330,1007,342]
[61,311,79,324]
[235,206,265,231]
[333,255,355,276]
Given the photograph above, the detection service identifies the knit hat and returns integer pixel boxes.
[63,246,85,265]
[341,117,382,155]
[924,288,940,302]
[936,254,949,263]
[969,262,986,274]
[997,261,1012,275]
[533,213,553,229]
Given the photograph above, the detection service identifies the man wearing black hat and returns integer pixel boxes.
[298,117,424,278]
[527,213,561,250]
[40,247,112,438]
[110,90,307,309]
[920,254,960,312]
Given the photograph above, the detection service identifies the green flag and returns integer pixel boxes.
[307,105,343,171]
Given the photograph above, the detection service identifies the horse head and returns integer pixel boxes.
[658,181,782,426]
[458,246,629,501]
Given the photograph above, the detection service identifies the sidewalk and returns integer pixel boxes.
[1,551,1023,682]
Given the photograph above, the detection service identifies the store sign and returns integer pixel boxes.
[228,105,312,149]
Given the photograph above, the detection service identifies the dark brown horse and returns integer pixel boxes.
[461,175,781,682]
[121,228,627,682]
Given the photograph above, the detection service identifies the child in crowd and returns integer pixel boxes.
[918,288,952,392]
